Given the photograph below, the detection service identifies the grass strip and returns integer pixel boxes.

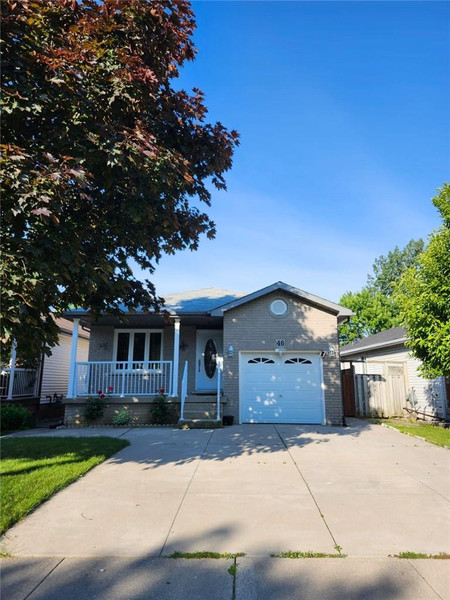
[383,422,450,449]
[394,552,450,559]
[272,551,347,558]
[0,436,129,534]
[168,551,245,559]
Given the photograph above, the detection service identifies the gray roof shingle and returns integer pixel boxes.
[340,326,407,356]
[161,288,244,313]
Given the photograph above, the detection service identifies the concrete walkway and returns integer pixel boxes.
[1,556,449,599]
[1,419,449,598]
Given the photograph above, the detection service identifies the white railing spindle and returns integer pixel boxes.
[216,357,223,422]
[72,361,174,398]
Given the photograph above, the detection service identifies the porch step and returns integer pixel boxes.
[181,394,227,423]
[178,419,222,429]
[185,394,224,403]
[183,409,218,419]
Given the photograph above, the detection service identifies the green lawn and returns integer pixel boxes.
[0,436,129,534]
[374,420,450,449]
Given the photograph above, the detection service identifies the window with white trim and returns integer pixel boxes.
[113,330,163,368]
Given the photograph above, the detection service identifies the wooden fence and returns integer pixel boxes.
[343,362,407,418]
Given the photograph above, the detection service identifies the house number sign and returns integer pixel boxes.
[276,339,285,348]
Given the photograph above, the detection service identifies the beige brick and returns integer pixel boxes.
[222,291,343,425]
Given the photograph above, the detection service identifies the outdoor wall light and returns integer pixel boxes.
[228,345,234,357]
[328,344,336,358]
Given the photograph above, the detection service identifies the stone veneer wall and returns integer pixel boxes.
[222,290,343,426]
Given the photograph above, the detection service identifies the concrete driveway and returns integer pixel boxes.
[1,419,449,558]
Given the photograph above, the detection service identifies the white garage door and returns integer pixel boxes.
[240,352,324,424]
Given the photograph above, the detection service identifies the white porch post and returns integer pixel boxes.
[7,340,17,400]
[171,318,180,397]
[67,318,80,398]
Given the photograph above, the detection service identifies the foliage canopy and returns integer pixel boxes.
[339,239,424,345]
[1,0,239,362]
[395,184,450,377]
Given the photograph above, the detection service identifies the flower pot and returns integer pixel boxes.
[222,415,234,426]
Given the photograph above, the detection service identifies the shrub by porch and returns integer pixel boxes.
[63,396,181,427]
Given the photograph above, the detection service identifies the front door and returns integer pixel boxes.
[195,330,223,391]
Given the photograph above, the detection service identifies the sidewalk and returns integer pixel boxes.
[1,556,449,600]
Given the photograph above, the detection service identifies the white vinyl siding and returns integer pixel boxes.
[40,334,89,400]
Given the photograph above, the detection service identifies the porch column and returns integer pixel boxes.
[7,340,17,400]
[171,318,180,397]
[67,318,80,399]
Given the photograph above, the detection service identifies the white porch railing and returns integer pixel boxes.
[180,360,188,420]
[216,357,223,421]
[0,368,40,398]
[74,361,173,398]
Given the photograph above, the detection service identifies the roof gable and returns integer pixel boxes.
[210,281,354,322]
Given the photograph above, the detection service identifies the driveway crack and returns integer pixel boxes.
[159,429,215,556]
[24,557,65,599]
[407,559,445,600]
[273,425,341,551]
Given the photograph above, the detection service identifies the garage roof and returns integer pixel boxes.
[340,326,407,357]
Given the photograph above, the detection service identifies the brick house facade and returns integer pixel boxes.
[64,282,352,426]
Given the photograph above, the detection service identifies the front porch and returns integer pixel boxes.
[66,316,225,425]
[67,359,224,424]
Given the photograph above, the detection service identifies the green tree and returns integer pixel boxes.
[339,239,424,345]
[1,0,239,362]
[395,184,450,377]
[367,239,425,296]
[338,289,402,346]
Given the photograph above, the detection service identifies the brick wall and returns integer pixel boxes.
[88,326,114,362]
[64,398,180,426]
[222,290,343,425]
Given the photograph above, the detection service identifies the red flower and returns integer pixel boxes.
[108,386,114,392]
[97,390,102,395]
[159,388,165,394]
[99,393,105,399]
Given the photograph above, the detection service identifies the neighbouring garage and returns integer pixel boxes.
[239,351,324,424]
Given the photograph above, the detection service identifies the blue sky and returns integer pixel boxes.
[144,0,449,303]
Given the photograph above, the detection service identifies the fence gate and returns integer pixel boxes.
[341,367,356,417]
[354,362,407,417]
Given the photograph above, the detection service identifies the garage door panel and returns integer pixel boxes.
[240,353,323,424]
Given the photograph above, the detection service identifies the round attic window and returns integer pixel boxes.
[270,299,288,316]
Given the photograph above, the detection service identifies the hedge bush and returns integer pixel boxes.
[1,404,32,432]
